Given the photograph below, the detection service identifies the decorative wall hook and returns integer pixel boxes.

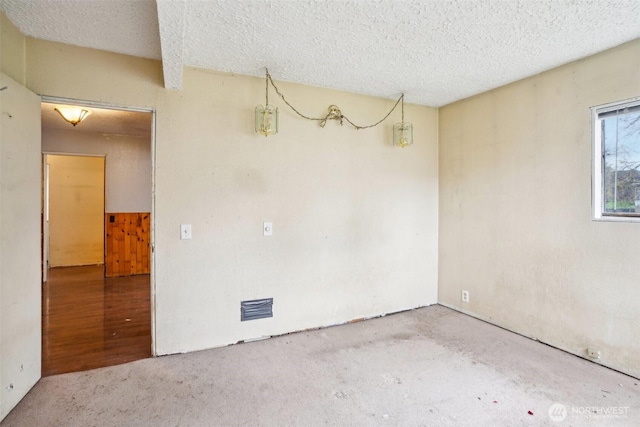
[319,105,344,127]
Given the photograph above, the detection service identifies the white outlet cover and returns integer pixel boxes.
[462,290,470,303]
[587,348,601,359]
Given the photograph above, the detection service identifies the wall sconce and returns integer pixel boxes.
[255,72,278,137]
[256,69,413,147]
[54,106,92,127]
[393,95,413,148]
[255,105,278,137]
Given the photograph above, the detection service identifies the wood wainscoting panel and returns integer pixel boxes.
[105,213,150,277]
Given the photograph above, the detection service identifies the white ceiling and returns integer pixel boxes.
[2,0,639,107]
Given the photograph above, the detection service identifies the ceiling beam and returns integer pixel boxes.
[156,0,187,90]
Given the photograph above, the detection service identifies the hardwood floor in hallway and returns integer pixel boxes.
[42,265,152,377]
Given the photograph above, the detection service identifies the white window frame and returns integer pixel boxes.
[592,96,640,222]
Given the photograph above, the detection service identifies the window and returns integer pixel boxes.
[592,97,640,220]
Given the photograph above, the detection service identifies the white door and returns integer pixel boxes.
[0,72,42,421]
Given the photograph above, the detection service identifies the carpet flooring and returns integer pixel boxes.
[1,305,638,426]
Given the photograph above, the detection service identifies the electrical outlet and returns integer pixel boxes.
[587,348,601,359]
[461,290,470,303]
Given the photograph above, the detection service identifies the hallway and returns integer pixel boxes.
[42,266,151,376]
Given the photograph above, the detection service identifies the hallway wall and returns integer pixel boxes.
[47,155,105,267]
[42,128,151,213]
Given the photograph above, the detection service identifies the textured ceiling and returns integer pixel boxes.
[1,0,161,60]
[3,0,640,107]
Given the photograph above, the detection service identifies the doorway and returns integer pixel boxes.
[40,99,154,376]
[46,154,105,268]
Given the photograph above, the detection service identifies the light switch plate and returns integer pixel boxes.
[181,224,192,240]
[263,222,272,236]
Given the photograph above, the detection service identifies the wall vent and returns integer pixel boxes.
[241,298,273,321]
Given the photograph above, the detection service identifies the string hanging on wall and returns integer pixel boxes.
[255,68,413,147]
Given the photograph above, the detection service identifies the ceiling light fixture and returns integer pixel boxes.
[54,106,92,127]
[257,69,413,147]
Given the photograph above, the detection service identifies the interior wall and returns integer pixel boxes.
[2,7,638,390]
[439,39,640,378]
[42,128,151,212]
[24,37,439,355]
[0,13,25,84]
[47,154,105,267]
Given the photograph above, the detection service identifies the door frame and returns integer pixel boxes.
[40,95,158,356]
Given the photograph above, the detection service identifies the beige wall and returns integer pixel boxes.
[24,37,439,355]
[7,9,636,387]
[42,128,151,212]
[47,154,105,267]
[0,13,26,84]
[439,39,640,378]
